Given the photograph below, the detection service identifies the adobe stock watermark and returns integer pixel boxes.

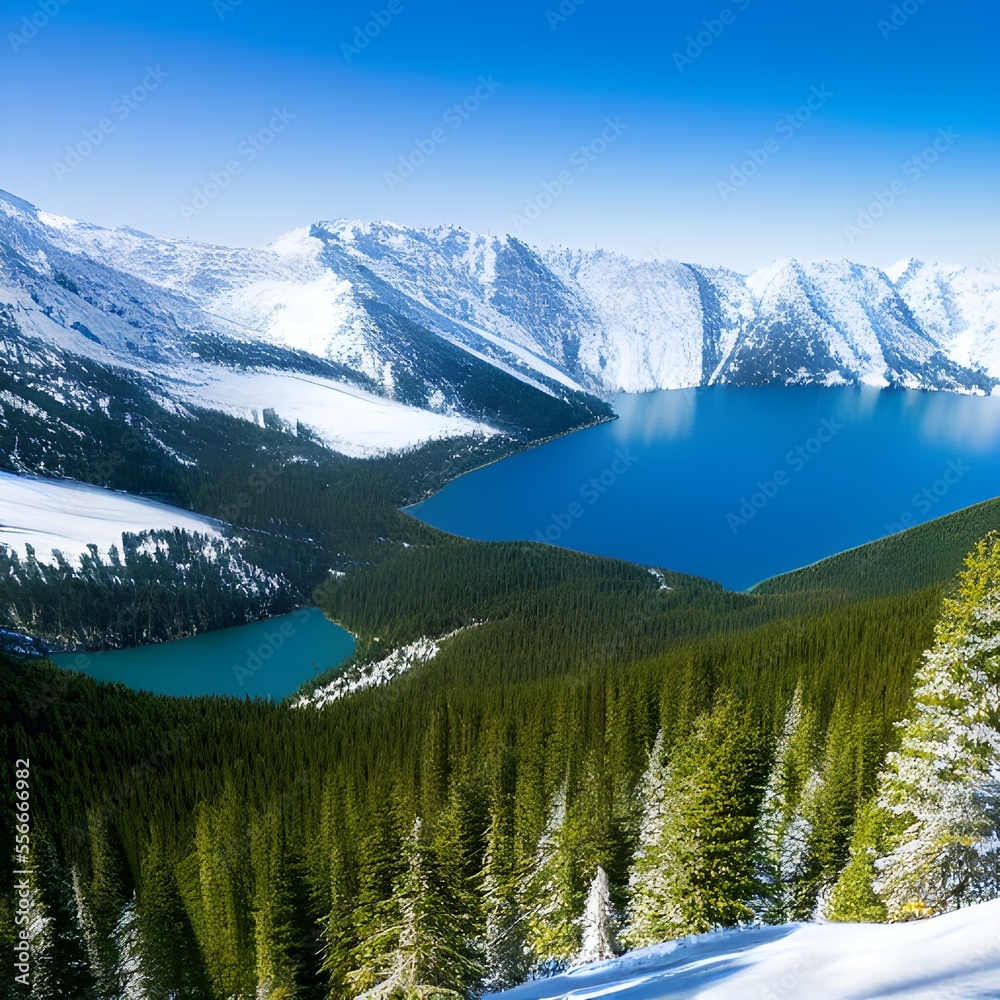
[546,0,587,30]
[179,107,296,222]
[718,85,833,201]
[232,606,313,686]
[12,758,32,988]
[213,0,245,20]
[673,0,751,73]
[844,127,959,243]
[385,76,501,191]
[647,244,679,263]
[534,448,638,545]
[341,0,406,62]
[761,952,817,1000]
[878,0,931,40]
[512,117,628,233]
[727,417,844,534]
[52,66,169,180]
[883,459,970,534]
[8,0,71,54]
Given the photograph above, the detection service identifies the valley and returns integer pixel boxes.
[3,189,1000,999]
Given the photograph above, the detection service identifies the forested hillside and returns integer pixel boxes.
[4,486,999,997]
[0,342,536,649]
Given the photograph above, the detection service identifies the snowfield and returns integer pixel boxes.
[490,900,1000,1000]
[0,470,223,564]
[171,366,496,459]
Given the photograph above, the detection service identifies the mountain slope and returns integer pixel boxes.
[2,188,997,450]
[718,259,986,390]
[489,899,1000,1000]
[891,257,1000,377]
[0,191,611,463]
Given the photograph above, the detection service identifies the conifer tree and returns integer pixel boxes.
[136,829,213,999]
[250,810,298,998]
[350,817,484,999]
[756,688,817,923]
[28,834,96,999]
[322,780,364,998]
[481,809,531,991]
[626,699,768,942]
[193,800,255,997]
[800,700,880,918]
[80,810,137,999]
[347,796,407,995]
[624,730,671,949]
[825,804,888,923]
[832,535,1000,920]
[576,866,618,965]
[519,786,579,972]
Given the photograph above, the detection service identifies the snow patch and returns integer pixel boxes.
[488,899,1000,1000]
[294,624,483,709]
[172,367,497,458]
[0,471,223,565]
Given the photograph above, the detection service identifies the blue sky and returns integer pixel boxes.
[2,0,996,270]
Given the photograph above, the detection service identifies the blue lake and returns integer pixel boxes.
[51,607,355,699]
[408,386,1000,591]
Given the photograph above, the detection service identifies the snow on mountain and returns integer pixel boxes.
[543,249,707,392]
[172,366,490,458]
[892,258,1000,378]
[489,898,1000,1000]
[0,469,222,564]
[723,259,984,391]
[306,219,601,393]
[293,635,441,709]
[0,193,514,457]
[1,186,997,476]
[293,623,484,708]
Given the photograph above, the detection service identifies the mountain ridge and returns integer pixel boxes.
[1,188,997,470]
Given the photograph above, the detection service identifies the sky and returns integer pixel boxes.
[1,0,997,272]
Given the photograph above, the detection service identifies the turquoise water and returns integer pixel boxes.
[51,607,354,699]
[408,386,1000,591]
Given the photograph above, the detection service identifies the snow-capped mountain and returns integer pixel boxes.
[720,258,985,390]
[1,187,998,469]
[891,257,1000,377]
[0,191,609,462]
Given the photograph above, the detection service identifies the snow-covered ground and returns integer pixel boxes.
[294,624,483,708]
[0,471,222,564]
[172,367,496,458]
[490,901,1000,1000]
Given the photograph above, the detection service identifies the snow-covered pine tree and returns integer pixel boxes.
[831,534,1000,921]
[576,866,618,965]
[624,729,671,949]
[481,810,531,991]
[519,785,579,973]
[626,699,768,942]
[755,687,818,924]
[351,817,484,1000]
[28,833,97,999]
[77,810,144,1000]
